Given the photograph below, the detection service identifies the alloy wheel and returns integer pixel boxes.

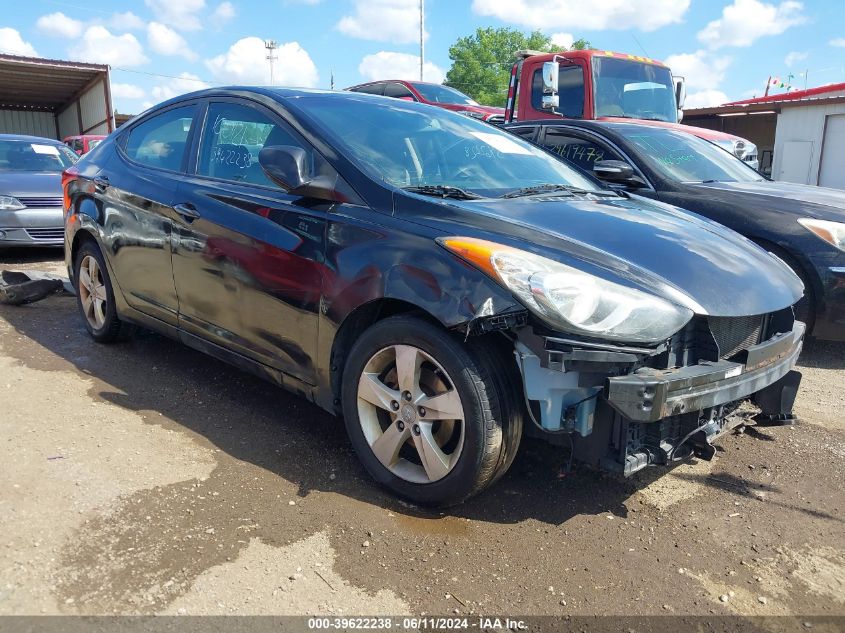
[78,254,107,330]
[356,344,465,484]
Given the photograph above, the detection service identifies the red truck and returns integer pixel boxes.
[505,50,759,170]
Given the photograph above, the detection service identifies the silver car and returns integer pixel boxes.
[0,134,79,247]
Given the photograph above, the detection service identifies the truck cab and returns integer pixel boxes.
[506,50,759,170]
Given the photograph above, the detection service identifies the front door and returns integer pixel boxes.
[171,99,332,384]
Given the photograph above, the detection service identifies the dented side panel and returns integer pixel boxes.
[313,204,522,410]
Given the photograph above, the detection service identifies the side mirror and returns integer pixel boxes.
[259,145,338,201]
[541,61,559,110]
[259,145,310,190]
[593,160,644,187]
[542,61,559,93]
[674,76,686,109]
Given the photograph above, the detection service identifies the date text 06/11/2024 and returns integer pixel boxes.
[307,617,528,630]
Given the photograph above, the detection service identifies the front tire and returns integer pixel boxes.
[74,241,134,343]
[341,315,523,506]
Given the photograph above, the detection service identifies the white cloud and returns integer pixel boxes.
[684,90,730,109]
[111,83,145,99]
[210,2,236,27]
[698,0,806,49]
[830,38,845,47]
[0,28,39,56]
[147,22,198,61]
[149,72,209,104]
[145,0,206,31]
[358,51,445,84]
[337,0,425,44]
[70,26,149,67]
[550,32,574,49]
[110,11,146,31]
[664,49,732,91]
[471,0,690,32]
[785,51,808,67]
[206,37,319,87]
[36,12,84,39]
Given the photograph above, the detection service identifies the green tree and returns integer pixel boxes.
[445,27,591,106]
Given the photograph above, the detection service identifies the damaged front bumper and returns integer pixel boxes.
[513,320,805,476]
[606,322,804,422]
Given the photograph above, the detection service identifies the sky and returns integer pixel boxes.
[1,0,844,115]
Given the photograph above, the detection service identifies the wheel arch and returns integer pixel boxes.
[749,236,823,315]
[328,298,443,412]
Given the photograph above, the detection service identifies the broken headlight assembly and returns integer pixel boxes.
[798,218,845,253]
[441,237,694,344]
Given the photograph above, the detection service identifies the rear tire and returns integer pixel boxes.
[74,241,134,343]
[341,315,523,506]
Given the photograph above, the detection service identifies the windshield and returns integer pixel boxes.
[300,97,601,196]
[0,140,78,172]
[411,83,479,106]
[593,57,678,123]
[88,139,102,150]
[622,128,766,183]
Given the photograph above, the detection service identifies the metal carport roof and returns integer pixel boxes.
[0,54,109,112]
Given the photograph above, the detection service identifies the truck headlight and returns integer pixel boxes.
[0,196,25,211]
[441,237,694,343]
[799,218,845,252]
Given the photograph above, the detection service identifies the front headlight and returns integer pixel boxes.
[0,195,25,211]
[441,237,694,343]
[457,110,485,119]
[799,218,845,252]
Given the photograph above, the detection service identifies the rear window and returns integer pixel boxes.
[124,106,195,172]
[0,140,78,172]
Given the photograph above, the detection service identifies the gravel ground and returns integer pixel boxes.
[1,248,843,620]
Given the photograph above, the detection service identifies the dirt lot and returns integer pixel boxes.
[1,248,843,621]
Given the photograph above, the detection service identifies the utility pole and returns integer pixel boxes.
[265,40,278,85]
[419,0,425,81]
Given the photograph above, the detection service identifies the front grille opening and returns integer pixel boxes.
[25,228,65,241]
[708,315,764,360]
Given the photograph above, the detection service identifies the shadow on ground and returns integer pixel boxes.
[2,291,831,528]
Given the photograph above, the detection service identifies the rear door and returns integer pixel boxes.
[170,97,335,384]
[102,102,199,325]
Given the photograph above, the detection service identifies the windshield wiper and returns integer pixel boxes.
[402,185,483,200]
[500,183,617,199]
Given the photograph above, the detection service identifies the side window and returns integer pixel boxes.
[125,106,195,172]
[542,130,622,173]
[384,83,416,100]
[532,65,585,118]
[508,127,538,143]
[197,101,320,189]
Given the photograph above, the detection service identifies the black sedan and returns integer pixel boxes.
[505,119,845,341]
[64,88,804,505]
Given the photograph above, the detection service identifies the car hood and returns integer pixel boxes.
[691,180,845,221]
[0,171,62,196]
[404,193,802,317]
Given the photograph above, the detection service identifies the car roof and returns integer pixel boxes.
[505,118,737,142]
[145,86,430,114]
[0,133,64,143]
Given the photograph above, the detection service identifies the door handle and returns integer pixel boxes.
[93,176,109,191]
[174,203,201,221]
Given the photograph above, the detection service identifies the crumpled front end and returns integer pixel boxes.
[510,307,804,476]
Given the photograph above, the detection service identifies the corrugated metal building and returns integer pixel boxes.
[0,54,114,140]
[683,83,845,190]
